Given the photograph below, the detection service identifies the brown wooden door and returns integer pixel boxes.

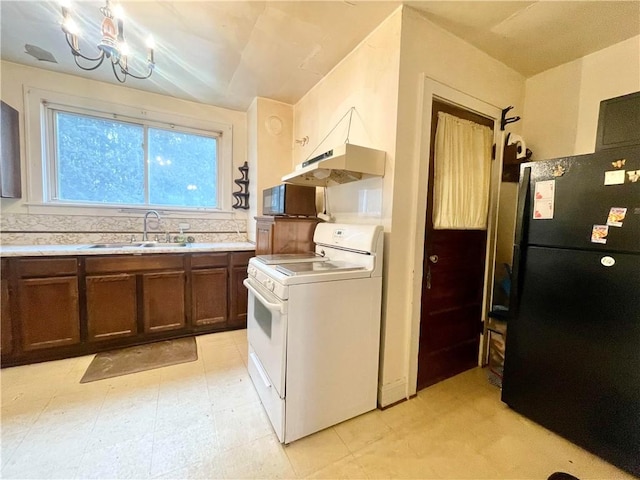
[142,271,186,333]
[271,217,321,254]
[229,251,253,328]
[255,217,274,255]
[1,276,13,355]
[417,99,494,390]
[18,276,80,351]
[86,274,137,342]
[191,268,227,327]
[1,100,22,198]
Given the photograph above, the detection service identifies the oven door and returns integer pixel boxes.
[244,278,287,397]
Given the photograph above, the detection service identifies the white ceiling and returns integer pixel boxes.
[1,1,639,112]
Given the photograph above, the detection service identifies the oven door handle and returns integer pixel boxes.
[243,278,284,314]
[249,352,272,389]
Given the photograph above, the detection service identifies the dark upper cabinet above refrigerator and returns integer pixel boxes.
[0,100,22,198]
[595,91,640,151]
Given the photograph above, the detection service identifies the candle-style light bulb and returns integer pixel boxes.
[146,35,155,65]
[113,4,125,20]
[119,41,130,56]
[62,16,80,36]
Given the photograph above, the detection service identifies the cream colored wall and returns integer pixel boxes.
[521,61,583,161]
[389,7,525,404]
[246,97,294,242]
[523,35,640,160]
[247,99,259,241]
[293,9,402,228]
[0,61,249,243]
[293,5,527,406]
[574,36,640,154]
[293,9,402,405]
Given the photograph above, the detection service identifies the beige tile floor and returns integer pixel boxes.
[0,329,635,480]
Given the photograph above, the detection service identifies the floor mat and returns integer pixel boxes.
[80,337,197,383]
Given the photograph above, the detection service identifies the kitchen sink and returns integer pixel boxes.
[141,242,188,247]
[86,242,188,249]
[88,242,146,248]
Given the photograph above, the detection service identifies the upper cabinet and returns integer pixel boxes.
[595,91,640,151]
[0,100,22,198]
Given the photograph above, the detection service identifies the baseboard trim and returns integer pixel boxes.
[378,378,408,408]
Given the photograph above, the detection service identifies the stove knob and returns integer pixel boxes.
[265,279,274,291]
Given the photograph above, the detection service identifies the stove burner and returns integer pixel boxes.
[275,261,364,276]
[255,253,327,265]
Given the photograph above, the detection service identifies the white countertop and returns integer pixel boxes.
[0,242,256,257]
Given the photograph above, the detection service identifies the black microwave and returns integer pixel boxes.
[262,184,316,216]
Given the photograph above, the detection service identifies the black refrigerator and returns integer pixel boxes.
[502,144,640,476]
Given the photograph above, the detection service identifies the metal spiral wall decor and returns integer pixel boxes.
[232,161,250,209]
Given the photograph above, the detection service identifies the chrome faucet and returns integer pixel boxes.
[142,210,161,241]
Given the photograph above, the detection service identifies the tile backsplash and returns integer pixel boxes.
[0,213,248,245]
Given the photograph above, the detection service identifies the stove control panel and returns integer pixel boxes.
[247,260,289,300]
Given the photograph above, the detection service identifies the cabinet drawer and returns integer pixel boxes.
[191,253,228,269]
[230,251,254,266]
[17,258,78,277]
[85,254,184,273]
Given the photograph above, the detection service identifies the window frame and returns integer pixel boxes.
[24,87,234,215]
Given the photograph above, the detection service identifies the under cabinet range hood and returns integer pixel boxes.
[282,144,386,187]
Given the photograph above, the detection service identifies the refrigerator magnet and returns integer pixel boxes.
[552,165,566,177]
[611,159,626,168]
[627,170,640,183]
[604,170,626,185]
[606,207,627,227]
[533,180,555,220]
[591,225,609,244]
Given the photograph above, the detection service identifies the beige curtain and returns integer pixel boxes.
[433,111,493,230]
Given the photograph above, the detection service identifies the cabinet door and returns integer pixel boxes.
[0,100,22,198]
[18,276,80,351]
[256,221,274,255]
[229,265,249,328]
[86,274,137,342]
[142,271,186,333]
[1,276,12,355]
[272,218,320,254]
[191,268,227,328]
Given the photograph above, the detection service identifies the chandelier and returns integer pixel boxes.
[60,0,155,83]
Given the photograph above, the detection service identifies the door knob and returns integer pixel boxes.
[429,255,439,264]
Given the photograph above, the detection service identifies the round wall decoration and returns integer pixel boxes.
[265,115,283,136]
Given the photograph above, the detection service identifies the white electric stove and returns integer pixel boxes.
[244,223,383,444]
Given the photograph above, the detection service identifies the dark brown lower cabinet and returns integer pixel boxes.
[191,268,227,327]
[229,265,249,328]
[18,276,80,351]
[1,249,253,367]
[229,252,252,328]
[86,274,137,342]
[142,271,186,333]
[1,275,13,355]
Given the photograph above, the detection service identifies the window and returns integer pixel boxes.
[50,109,219,208]
[24,87,234,214]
